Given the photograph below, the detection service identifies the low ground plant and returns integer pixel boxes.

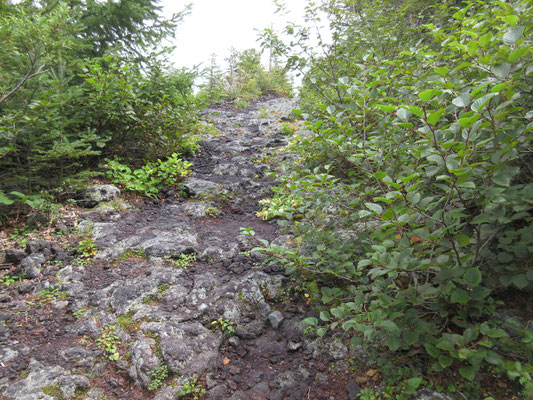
[105,153,192,199]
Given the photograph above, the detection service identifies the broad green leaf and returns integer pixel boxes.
[458,115,480,128]
[452,93,470,107]
[381,320,398,331]
[446,156,460,171]
[492,63,511,78]
[479,33,492,47]
[486,350,503,365]
[491,82,508,93]
[439,355,453,368]
[471,213,490,224]
[419,89,437,102]
[425,343,440,357]
[320,311,331,321]
[434,67,449,76]
[407,106,423,117]
[427,154,445,165]
[386,334,401,351]
[457,233,470,247]
[376,104,395,113]
[0,191,14,205]
[302,317,318,326]
[339,76,349,85]
[365,203,383,214]
[427,109,444,125]
[503,26,525,46]
[436,255,450,264]
[464,268,482,286]
[407,377,423,389]
[317,327,328,337]
[487,328,508,338]
[492,171,511,187]
[331,307,345,318]
[350,337,363,347]
[397,108,411,121]
[403,330,419,345]
[359,210,373,218]
[508,47,529,62]
[459,365,477,381]
[502,15,519,26]
[436,340,454,352]
[471,93,497,112]
[526,270,533,281]
[511,274,529,289]
[451,288,471,304]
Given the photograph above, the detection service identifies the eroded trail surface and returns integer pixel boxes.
[1,98,356,400]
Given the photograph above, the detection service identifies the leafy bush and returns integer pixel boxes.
[199,48,293,103]
[105,153,192,198]
[258,0,533,395]
[0,1,197,215]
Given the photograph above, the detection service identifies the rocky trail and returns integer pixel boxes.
[0,98,368,400]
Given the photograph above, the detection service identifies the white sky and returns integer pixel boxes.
[160,0,309,70]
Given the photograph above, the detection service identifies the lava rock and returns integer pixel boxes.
[25,240,50,255]
[182,178,224,197]
[5,248,27,264]
[146,321,223,376]
[346,382,362,399]
[20,253,46,279]
[78,184,120,208]
[128,333,160,388]
[3,359,90,400]
[287,341,302,352]
[18,282,35,294]
[268,311,284,330]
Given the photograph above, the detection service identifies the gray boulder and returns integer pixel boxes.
[142,321,222,376]
[79,185,120,208]
[128,332,160,388]
[5,248,27,264]
[3,359,89,400]
[268,311,284,329]
[183,178,224,197]
[20,253,46,279]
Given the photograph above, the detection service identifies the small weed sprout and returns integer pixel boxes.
[39,286,67,304]
[177,378,206,399]
[210,318,235,337]
[258,106,269,118]
[76,237,97,259]
[280,121,296,135]
[73,308,88,319]
[204,207,220,218]
[148,364,168,391]
[235,99,248,109]
[172,253,196,268]
[1,274,19,287]
[96,325,121,361]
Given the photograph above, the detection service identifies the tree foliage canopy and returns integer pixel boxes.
[258,0,533,396]
[0,0,198,211]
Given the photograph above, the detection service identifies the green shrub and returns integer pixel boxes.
[257,0,533,395]
[105,153,192,198]
[0,2,197,215]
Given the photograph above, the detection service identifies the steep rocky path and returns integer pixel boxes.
[0,98,360,400]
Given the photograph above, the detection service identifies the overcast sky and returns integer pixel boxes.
[160,0,308,70]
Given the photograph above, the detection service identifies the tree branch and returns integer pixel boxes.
[0,64,50,105]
